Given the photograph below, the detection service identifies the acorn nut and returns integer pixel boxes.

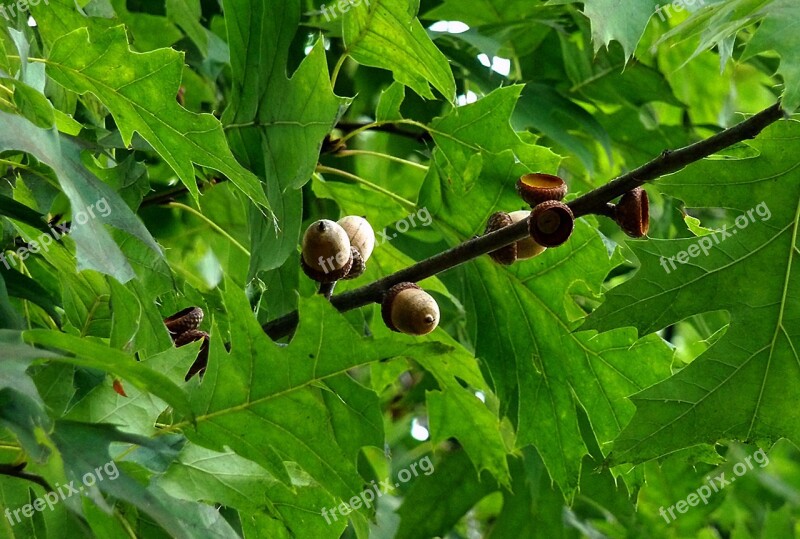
[485,211,547,265]
[301,219,353,283]
[516,173,568,207]
[338,215,375,262]
[509,210,547,259]
[382,282,440,336]
[615,187,649,238]
[529,201,574,247]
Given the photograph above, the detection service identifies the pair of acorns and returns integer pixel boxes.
[486,173,649,265]
[300,216,440,336]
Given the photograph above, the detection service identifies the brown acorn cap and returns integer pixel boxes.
[164,307,204,337]
[342,246,366,280]
[174,328,208,347]
[484,212,517,265]
[529,200,574,247]
[516,173,568,207]
[183,331,210,381]
[615,187,650,238]
[300,251,353,283]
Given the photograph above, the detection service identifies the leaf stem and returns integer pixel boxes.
[263,101,787,340]
[336,119,430,147]
[315,164,416,210]
[167,202,250,256]
[331,53,349,89]
[334,149,428,170]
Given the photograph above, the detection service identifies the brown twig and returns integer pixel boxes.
[262,102,786,340]
[0,463,51,491]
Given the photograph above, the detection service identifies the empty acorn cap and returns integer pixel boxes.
[516,173,568,207]
[528,201,574,247]
[508,210,547,259]
[382,282,440,336]
[615,187,650,238]
[338,215,375,262]
[484,212,517,265]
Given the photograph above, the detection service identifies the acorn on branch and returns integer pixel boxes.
[382,282,440,336]
[516,173,568,207]
[614,187,650,238]
[485,210,546,265]
[301,219,353,283]
[338,215,375,279]
[528,201,574,247]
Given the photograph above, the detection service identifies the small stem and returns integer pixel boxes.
[596,203,617,219]
[335,149,428,171]
[331,53,349,89]
[332,121,432,145]
[315,165,416,210]
[0,463,51,491]
[7,55,46,63]
[319,281,337,300]
[336,119,430,147]
[167,202,250,256]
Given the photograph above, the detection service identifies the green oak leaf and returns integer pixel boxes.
[584,120,800,464]
[395,450,497,539]
[45,25,270,211]
[581,0,661,57]
[182,277,454,520]
[343,0,456,100]
[158,444,342,538]
[50,421,240,539]
[742,0,800,112]
[0,111,163,283]
[22,330,193,420]
[222,0,348,276]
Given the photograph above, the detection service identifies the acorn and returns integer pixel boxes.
[516,173,568,207]
[338,215,375,262]
[529,201,574,247]
[485,211,547,265]
[508,210,547,259]
[301,219,353,283]
[484,212,516,265]
[381,282,440,336]
[615,187,649,238]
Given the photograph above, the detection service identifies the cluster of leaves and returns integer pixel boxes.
[0,0,798,537]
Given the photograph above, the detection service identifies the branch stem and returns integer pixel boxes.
[263,102,786,340]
